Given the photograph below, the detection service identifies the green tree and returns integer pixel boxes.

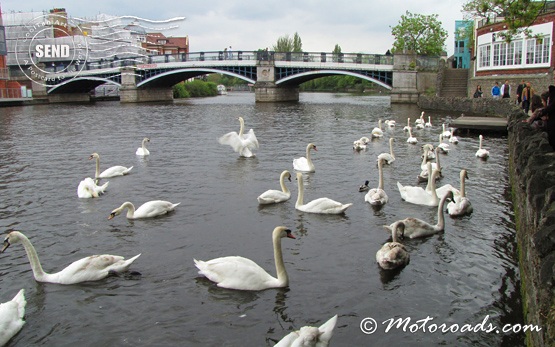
[332,44,342,54]
[462,0,547,41]
[272,32,303,52]
[391,11,448,55]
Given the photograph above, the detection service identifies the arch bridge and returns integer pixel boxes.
[40,51,427,103]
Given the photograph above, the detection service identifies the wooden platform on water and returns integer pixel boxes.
[450,116,508,133]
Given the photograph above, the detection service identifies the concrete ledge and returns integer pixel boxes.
[419,95,521,117]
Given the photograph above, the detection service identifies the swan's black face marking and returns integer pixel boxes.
[108,212,117,220]
[285,230,296,239]
[1,237,10,253]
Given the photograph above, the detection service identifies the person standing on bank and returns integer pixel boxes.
[473,85,483,98]
[491,82,501,99]
[516,79,526,104]
[522,82,535,114]
[500,80,511,99]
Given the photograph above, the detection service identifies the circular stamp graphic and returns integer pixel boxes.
[15,13,89,87]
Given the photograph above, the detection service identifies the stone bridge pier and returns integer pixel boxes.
[254,61,299,102]
[119,67,173,103]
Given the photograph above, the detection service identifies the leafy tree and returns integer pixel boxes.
[462,0,547,41]
[332,44,342,54]
[390,11,448,55]
[272,32,303,52]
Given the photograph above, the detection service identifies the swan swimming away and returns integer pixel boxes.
[447,169,473,216]
[218,116,259,157]
[415,111,425,125]
[358,180,370,192]
[398,163,441,207]
[136,137,150,156]
[0,289,26,347]
[403,118,411,132]
[293,143,317,172]
[257,170,292,204]
[437,134,450,153]
[77,177,109,198]
[1,231,140,284]
[371,119,384,138]
[376,222,409,270]
[275,314,338,347]
[89,153,133,178]
[425,116,432,127]
[365,158,388,206]
[295,172,353,214]
[384,190,454,239]
[441,123,452,138]
[406,126,418,144]
[475,134,490,158]
[108,200,180,219]
[194,226,295,291]
[448,128,459,144]
[377,138,395,164]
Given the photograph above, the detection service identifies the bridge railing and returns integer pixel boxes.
[66,51,394,71]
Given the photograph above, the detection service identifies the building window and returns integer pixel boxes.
[514,41,523,65]
[479,45,490,67]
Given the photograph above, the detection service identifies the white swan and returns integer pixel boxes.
[397,163,441,207]
[433,167,464,200]
[0,289,26,347]
[385,120,396,127]
[136,137,150,156]
[1,231,141,285]
[293,143,317,173]
[377,138,395,164]
[418,147,442,183]
[257,170,292,204]
[425,116,432,127]
[448,128,459,144]
[108,200,180,220]
[421,143,435,160]
[89,153,133,178]
[420,147,438,172]
[365,158,388,206]
[194,226,295,291]
[475,134,490,158]
[403,117,411,132]
[384,190,454,239]
[447,169,473,216]
[77,177,109,199]
[406,126,418,144]
[437,134,450,153]
[358,180,370,192]
[441,123,452,138]
[295,172,352,214]
[371,119,384,138]
[376,222,410,270]
[275,314,338,347]
[415,111,425,125]
[218,116,259,158]
[353,137,369,151]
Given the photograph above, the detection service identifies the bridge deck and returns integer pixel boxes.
[450,116,508,133]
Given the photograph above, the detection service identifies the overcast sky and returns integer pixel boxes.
[1,0,469,56]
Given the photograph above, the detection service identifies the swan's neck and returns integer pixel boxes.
[238,118,245,137]
[436,193,449,230]
[408,128,413,138]
[479,136,483,149]
[15,232,48,281]
[305,146,313,166]
[407,118,410,126]
[273,233,288,286]
[377,160,384,190]
[421,149,428,166]
[121,202,136,218]
[460,171,466,198]
[279,173,290,194]
[95,156,101,178]
[389,139,394,157]
[435,149,441,169]
[142,140,148,151]
[296,176,304,207]
[442,124,446,132]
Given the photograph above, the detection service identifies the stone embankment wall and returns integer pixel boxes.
[507,111,555,347]
[418,95,521,117]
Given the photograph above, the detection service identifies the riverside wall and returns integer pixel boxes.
[507,111,555,347]
[418,95,521,117]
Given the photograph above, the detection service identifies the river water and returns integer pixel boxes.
[0,92,524,346]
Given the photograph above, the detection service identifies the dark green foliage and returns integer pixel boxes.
[172,80,218,98]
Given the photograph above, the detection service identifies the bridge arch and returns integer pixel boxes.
[276,70,392,90]
[137,68,256,88]
[47,77,121,94]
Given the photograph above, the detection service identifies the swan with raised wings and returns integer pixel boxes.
[77,177,109,198]
[295,172,352,214]
[475,134,490,158]
[397,163,441,207]
[257,170,292,204]
[0,289,26,347]
[136,137,150,156]
[378,138,395,164]
[371,119,384,138]
[275,314,338,347]
[293,143,317,172]
[89,152,133,178]
[194,226,295,291]
[108,200,180,220]
[1,231,140,284]
[384,190,455,239]
[447,169,473,216]
[218,116,259,158]
[365,158,388,206]
[376,222,410,270]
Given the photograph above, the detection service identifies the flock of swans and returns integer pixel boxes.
[0,112,492,346]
